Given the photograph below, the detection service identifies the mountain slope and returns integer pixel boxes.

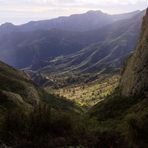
[120,9,148,97]
[0,11,144,71]
[0,29,102,68]
[0,61,80,111]
[89,9,148,147]
[37,11,145,76]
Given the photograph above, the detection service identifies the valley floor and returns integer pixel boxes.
[45,74,120,108]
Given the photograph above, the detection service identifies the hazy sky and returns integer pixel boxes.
[0,0,147,25]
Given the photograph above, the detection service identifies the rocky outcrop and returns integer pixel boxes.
[120,9,148,97]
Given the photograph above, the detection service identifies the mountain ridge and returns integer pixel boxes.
[0,10,140,32]
[34,10,145,77]
[0,10,144,73]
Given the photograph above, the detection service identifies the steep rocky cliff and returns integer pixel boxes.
[120,9,148,97]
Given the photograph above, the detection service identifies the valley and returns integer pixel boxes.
[46,74,120,107]
[0,6,147,147]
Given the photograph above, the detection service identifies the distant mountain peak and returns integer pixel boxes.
[0,22,16,33]
[1,22,14,27]
[86,10,104,14]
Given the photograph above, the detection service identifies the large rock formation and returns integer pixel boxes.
[120,9,148,97]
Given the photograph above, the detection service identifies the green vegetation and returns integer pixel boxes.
[88,90,148,148]
[0,61,81,112]
[0,61,127,147]
[0,103,125,147]
[0,104,87,147]
[48,74,119,107]
[1,87,148,147]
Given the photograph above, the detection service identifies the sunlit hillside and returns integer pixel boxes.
[46,74,120,107]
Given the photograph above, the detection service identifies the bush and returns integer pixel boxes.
[125,112,148,147]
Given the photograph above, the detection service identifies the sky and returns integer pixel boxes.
[0,0,147,25]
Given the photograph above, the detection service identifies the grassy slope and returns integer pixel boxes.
[89,91,148,146]
[0,61,81,112]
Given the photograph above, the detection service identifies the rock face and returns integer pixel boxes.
[120,9,148,97]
